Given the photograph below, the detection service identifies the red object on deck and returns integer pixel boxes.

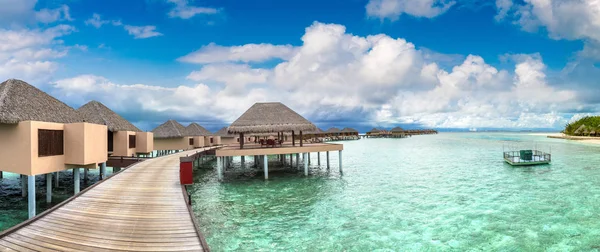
[180,161,193,185]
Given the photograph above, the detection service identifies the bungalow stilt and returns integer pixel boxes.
[28,175,35,219]
[263,155,269,180]
[317,152,321,165]
[339,150,343,174]
[217,157,223,181]
[100,162,106,180]
[303,153,308,176]
[46,173,52,203]
[327,151,330,169]
[21,175,26,197]
[73,168,80,194]
[55,172,59,187]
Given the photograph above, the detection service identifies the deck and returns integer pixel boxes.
[0,149,211,252]
[216,142,343,157]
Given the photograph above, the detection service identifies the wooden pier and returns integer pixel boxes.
[0,149,212,252]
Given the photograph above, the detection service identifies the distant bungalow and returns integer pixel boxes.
[214,127,239,146]
[152,120,195,152]
[366,128,382,138]
[185,122,213,148]
[77,100,154,157]
[0,79,108,218]
[390,127,407,138]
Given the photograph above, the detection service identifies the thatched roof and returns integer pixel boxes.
[152,120,187,138]
[228,102,316,134]
[574,124,587,135]
[214,127,235,137]
[186,123,212,136]
[341,127,358,133]
[368,128,381,133]
[0,79,81,124]
[390,127,404,133]
[326,127,341,133]
[76,100,141,132]
[306,128,324,135]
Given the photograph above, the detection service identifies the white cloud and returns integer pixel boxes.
[166,0,219,19]
[52,21,581,129]
[0,0,36,24]
[178,43,297,64]
[494,0,513,21]
[0,25,75,82]
[366,0,456,20]
[35,5,73,23]
[123,25,163,39]
[85,13,111,28]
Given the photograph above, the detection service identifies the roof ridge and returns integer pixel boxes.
[92,101,110,126]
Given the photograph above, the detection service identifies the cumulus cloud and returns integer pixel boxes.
[178,43,297,64]
[35,5,73,23]
[0,25,75,82]
[123,25,163,39]
[166,0,219,19]
[366,0,456,20]
[85,13,111,28]
[52,22,580,129]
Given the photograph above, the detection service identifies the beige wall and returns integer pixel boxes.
[0,121,107,176]
[220,136,237,146]
[64,122,107,167]
[204,136,213,146]
[192,136,205,148]
[136,132,153,154]
[154,137,192,151]
[113,131,134,157]
[214,136,221,145]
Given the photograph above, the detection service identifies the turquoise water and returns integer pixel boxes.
[0,168,115,232]
[191,133,600,251]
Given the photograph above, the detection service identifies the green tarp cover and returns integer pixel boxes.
[520,150,533,161]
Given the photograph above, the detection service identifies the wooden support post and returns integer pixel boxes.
[292,130,295,146]
[21,175,26,197]
[241,156,245,169]
[83,168,89,184]
[73,168,80,194]
[326,151,330,169]
[55,172,59,187]
[300,131,303,147]
[100,162,106,180]
[296,153,300,169]
[240,133,244,149]
[46,173,52,203]
[304,153,308,176]
[308,153,311,165]
[289,154,293,167]
[28,175,35,219]
[339,150,343,174]
[317,152,321,166]
[217,157,223,181]
[263,155,269,180]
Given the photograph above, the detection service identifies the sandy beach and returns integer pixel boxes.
[530,132,600,146]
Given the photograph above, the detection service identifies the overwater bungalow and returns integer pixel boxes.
[325,127,342,141]
[0,79,108,218]
[215,102,344,180]
[390,127,407,138]
[77,101,154,157]
[152,120,194,153]
[341,127,360,140]
[304,128,325,143]
[214,127,239,146]
[185,123,212,148]
[366,128,382,138]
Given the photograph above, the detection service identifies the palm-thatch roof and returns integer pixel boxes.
[0,79,81,124]
[390,127,404,133]
[186,123,212,136]
[306,128,324,135]
[326,127,341,133]
[367,128,381,133]
[214,127,235,138]
[76,100,141,132]
[341,127,358,133]
[152,120,187,138]
[228,102,316,134]
[574,124,587,135]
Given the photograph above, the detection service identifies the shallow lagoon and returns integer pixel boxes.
[191,133,600,251]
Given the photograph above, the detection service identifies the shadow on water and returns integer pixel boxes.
[0,168,115,232]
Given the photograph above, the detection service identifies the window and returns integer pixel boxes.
[38,129,64,157]
[129,135,136,148]
[107,131,114,152]
[237,138,240,142]
[189,138,194,145]
[210,138,214,143]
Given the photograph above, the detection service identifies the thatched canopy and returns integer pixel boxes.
[228,102,316,134]
[77,100,141,132]
[186,123,212,136]
[574,124,587,135]
[341,127,358,133]
[214,127,235,138]
[390,127,404,133]
[306,128,324,135]
[326,127,341,133]
[0,79,81,124]
[152,120,187,139]
[368,128,381,134]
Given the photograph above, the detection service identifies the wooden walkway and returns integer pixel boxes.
[0,149,210,252]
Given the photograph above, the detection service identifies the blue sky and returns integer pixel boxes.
[1,0,599,132]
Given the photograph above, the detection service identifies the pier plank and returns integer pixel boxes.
[0,149,211,252]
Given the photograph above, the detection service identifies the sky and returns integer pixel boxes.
[1,0,599,132]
